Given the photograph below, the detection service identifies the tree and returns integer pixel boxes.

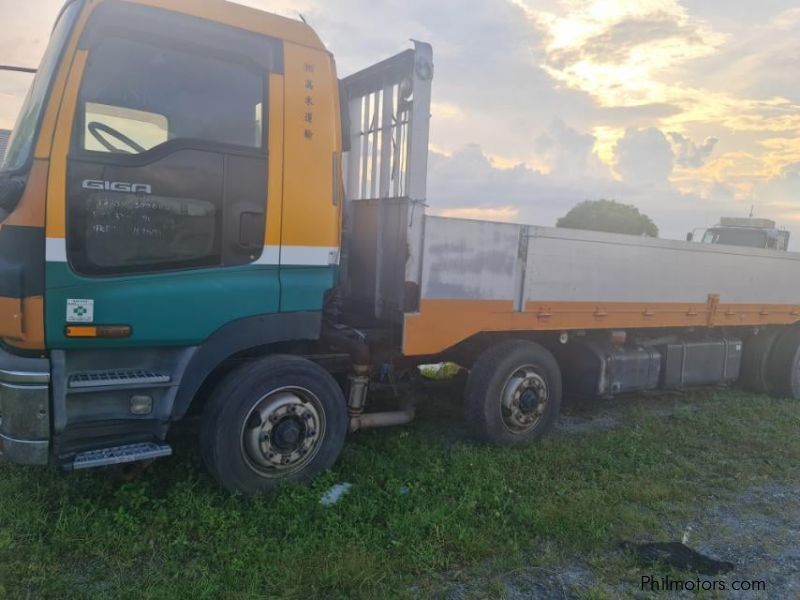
[556,199,659,237]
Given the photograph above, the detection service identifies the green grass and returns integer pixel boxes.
[2,389,800,599]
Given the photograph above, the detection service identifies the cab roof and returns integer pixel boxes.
[117,0,326,50]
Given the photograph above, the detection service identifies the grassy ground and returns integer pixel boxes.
[2,387,799,599]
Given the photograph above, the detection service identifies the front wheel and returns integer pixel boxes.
[464,340,562,446]
[200,355,348,495]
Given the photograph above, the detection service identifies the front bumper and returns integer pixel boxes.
[0,347,50,465]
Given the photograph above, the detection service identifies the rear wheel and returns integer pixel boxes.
[200,355,348,495]
[465,340,562,446]
[767,326,800,399]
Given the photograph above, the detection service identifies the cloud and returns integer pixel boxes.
[429,145,549,208]
[535,118,610,179]
[534,0,726,107]
[431,101,466,122]
[756,162,800,222]
[427,145,579,226]
[668,132,719,168]
[549,11,707,67]
[597,102,682,124]
[683,6,800,103]
[614,128,675,185]
[426,143,733,243]
[708,181,736,204]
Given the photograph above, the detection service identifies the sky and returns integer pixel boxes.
[1,0,799,242]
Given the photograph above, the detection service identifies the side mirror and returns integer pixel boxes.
[686,232,694,242]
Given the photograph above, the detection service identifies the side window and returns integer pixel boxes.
[69,34,268,276]
[79,37,264,153]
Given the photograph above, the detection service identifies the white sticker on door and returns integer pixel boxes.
[67,299,94,323]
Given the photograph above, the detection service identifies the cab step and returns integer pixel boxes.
[71,442,172,470]
[68,369,171,389]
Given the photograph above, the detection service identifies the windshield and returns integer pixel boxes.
[1,1,82,172]
[702,228,768,249]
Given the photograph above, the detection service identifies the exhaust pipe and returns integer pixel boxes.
[352,403,416,431]
[323,333,417,432]
[346,372,416,432]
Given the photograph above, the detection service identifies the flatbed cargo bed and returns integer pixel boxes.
[402,216,800,356]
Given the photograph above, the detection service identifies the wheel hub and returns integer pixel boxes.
[519,389,539,415]
[501,367,549,434]
[241,390,325,476]
[272,418,303,451]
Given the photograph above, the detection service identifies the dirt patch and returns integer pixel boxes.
[685,483,800,599]
[556,390,709,436]
[498,564,597,599]
[556,413,620,435]
[442,483,800,599]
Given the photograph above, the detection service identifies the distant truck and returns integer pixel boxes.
[4,0,800,496]
[689,217,791,251]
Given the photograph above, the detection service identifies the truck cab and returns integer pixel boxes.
[0,0,347,471]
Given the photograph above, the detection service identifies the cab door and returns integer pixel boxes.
[45,2,283,348]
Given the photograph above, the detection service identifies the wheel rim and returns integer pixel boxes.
[240,387,326,478]
[500,365,549,434]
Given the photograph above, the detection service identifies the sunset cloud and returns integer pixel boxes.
[531,0,726,107]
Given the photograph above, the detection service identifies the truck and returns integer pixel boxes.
[691,217,791,251]
[2,0,800,495]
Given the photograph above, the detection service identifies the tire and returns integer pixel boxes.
[766,326,800,399]
[464,340,562,446]
[739,328,781,394]
[200,355,348,495]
